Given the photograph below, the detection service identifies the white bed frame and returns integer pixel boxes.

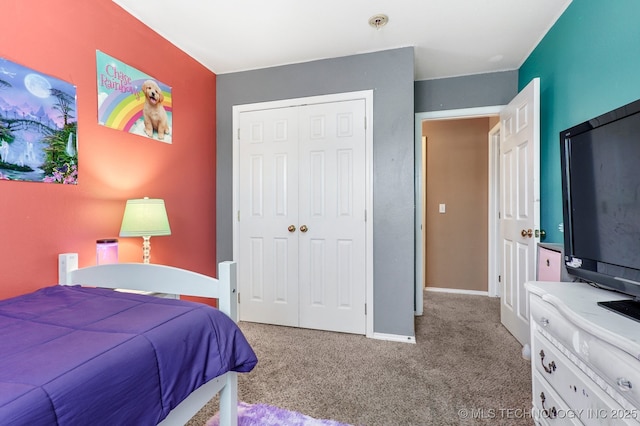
[58,253,239,426]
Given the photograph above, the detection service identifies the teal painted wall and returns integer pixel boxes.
[519,0,640,243]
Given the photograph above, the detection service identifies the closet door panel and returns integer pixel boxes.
[239,107,299,327]
[298,100,366,334]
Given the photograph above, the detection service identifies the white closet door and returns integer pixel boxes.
[238,107,299,327]
[298,100,367,334]
[238,99,367,335]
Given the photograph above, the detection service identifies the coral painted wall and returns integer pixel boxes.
[1,1,217,299]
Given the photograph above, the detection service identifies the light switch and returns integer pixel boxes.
[439,203,446,213]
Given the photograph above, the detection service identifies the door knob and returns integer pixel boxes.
[299,225,308,233]
[521,229,533,238]
[288,225,296,233]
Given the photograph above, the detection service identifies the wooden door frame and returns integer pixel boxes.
[414,106,504,315]
[232,90,374,337]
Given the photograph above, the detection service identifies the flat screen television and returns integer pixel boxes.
[560,98,640,322]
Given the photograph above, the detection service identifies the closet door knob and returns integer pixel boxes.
[288,225,296,233]
[300,225,308,233]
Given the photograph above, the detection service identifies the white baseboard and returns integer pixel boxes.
[425,287,489,296]
[371,332,416,344]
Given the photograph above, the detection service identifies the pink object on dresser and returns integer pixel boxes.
[537,243,563,282]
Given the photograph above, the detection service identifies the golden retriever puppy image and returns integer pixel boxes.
[141,79,170,140]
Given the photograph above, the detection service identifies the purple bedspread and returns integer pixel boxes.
[0,285,257,426]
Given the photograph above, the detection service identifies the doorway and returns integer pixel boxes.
[414,106,503,315]
[423,117,498,294]
[414,79,540,353]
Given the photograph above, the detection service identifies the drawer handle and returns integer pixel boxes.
[539,350,556,374]
[617,378,633,391]
[540,392,557,419]
[540,317,549,327]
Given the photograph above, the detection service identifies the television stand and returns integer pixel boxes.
[598,299,640,323]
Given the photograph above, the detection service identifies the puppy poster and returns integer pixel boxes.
[96,51,172,143]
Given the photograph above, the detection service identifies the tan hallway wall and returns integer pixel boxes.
[423,118,490,292]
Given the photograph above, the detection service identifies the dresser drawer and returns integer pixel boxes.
[530,294,579,356]
[533,333,640,425]
[578,329,640,410]
[532,371,581,425]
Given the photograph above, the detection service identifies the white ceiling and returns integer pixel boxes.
[113,0,571,81]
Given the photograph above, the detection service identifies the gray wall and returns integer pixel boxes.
[217,47,416,337]
[414,70,518,112]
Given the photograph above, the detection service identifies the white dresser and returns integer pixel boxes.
[525,281,640,425]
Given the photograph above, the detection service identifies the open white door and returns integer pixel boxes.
[499,78,540,351]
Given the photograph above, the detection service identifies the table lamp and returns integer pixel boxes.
[119,197,171,263]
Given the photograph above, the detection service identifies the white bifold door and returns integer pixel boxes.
[238,99,367,335]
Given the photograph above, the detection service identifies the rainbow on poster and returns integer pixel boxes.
[96,51,173,143]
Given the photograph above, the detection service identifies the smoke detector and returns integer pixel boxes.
[368,14,389,30]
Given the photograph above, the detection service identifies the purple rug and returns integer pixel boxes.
[205,401,352,426]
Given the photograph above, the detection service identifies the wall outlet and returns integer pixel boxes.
[439,203,446,213]
[58,253,78,285]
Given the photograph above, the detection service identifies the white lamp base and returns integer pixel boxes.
[142,236,151,264]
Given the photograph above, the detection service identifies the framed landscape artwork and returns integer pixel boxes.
[0,57,77,184]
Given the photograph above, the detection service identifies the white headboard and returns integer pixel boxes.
[57,253,238,321]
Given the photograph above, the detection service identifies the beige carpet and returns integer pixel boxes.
[187,291,533,426]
